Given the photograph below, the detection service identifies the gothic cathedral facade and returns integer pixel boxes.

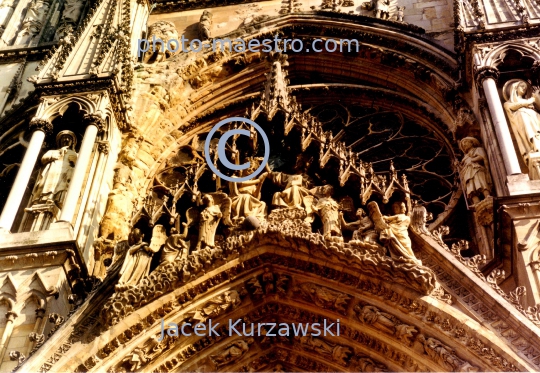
[0,0,539,371]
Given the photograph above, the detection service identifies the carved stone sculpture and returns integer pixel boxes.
[159,227,189,264]
[186,193,231,251]
[262,267,274,294]
[340,207,378,244]
[14,0,50,45]
[186,290,241,323]
[297,336,352,365]
[60,0,83,24]
[355,304,417,344]
[368,201,420,263]
[209,338,253,368]
[116,228,158,290]
[0,0,15,34]
[269,170,314,222]
[99,136,141,242]
[295,282,350,313]
[503,79,540,158]
[312,185,342,241]
[143,21,179,63]
[229,162,268,225]
[373,0,390,18]
[30,130,77,209]
[54,0,83,40]
[199,10,212,40]
[355,304,397,334]
[458,137,492,205]
[396,6,405,21]
[417,334,478,371]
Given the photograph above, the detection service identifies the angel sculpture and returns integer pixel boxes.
[367,201,420,264]
[184,193,232,251]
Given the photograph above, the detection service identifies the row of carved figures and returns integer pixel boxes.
[115,179,422,292]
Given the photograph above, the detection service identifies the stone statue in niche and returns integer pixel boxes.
[229,160,269,225]
[209,338,254,368]
[143,21,179,63]
[368,201,420,264]
[503,79,540,159]
[116,227,160,290]
[340,207,378,244]
[30,130,77,209]
[458,137,492,205]
[312,185,342,241]
[14,0,50,45]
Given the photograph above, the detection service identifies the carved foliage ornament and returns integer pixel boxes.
[28,117,53,135]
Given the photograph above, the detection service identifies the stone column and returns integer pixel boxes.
[0,311,17,358]
[58,114,105,225]
[74,141,109,234]
[0,118,52,232]
[476,66,522,176]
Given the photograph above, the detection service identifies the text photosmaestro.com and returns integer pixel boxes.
[138,35,360,56]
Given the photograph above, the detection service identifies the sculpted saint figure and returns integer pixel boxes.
[196,194,223,250]
[340,207,378,244]
[459,137,492,205]
[269,168,314,222]
[503,79,540,158]
[313,185,342,240]
[116,228,158,289]
[229,161,269,224]
[31,131,77,209]
[210,338,253,368]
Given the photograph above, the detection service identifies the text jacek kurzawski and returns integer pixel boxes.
[157,318,340,341]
